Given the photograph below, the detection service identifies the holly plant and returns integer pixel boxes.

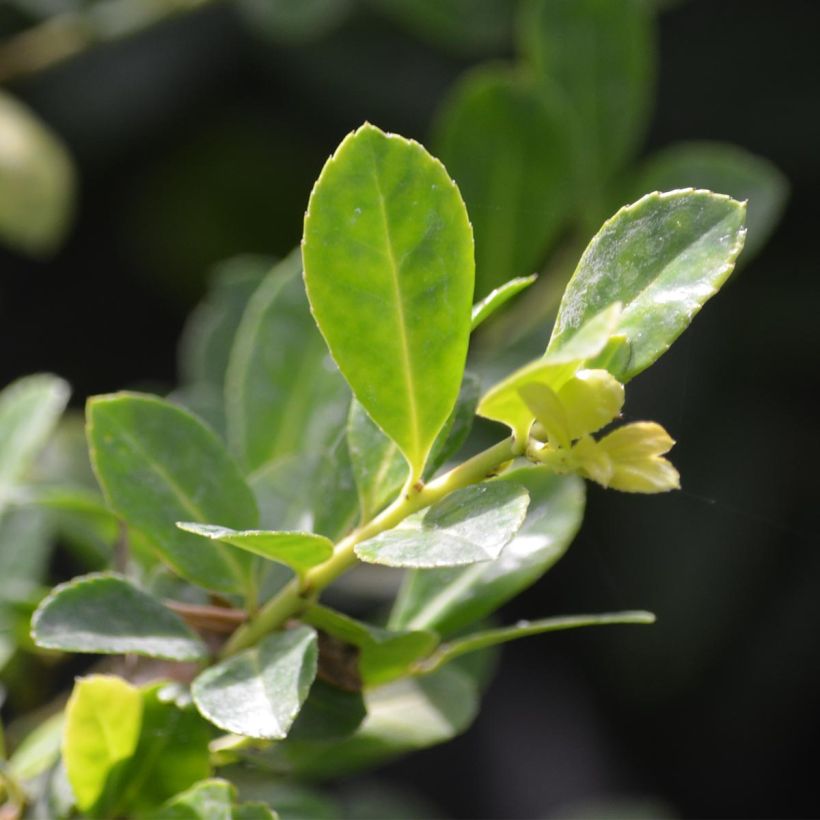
[4,122,746,818]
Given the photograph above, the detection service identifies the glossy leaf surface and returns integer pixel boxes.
[391,469,585,635]
[434,66,572,295]
[470,274,537,330]
[31,572,208,660]
[303,123,474,480]
[225,251,348,472]
[177,523,332,574]
[87,393,258,595]
[356,482,529,568]
[548,190,747,381]
[192,626,318,739]
[152,778,277,820]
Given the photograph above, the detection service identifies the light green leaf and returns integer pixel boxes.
[151,778,278,820]
[632,141,787,262]
[31,572,208,661]
[302,604,439,686]
[267,664,479,779]
[176,523,333,574]
[548,190,747,381]
[434,66,572,296]
[420,610,655,673]
[8,710,65,783]
[519,0,654,182]
[192,626,318,739]
[303,123,474,481]
[355,482,529,568]
[471,274,538,330]
[0,505,53,604]
[87,393,259,596]
[390,469,585,635]
[0,91,75,257]
[225,251,349,473]
[178,255,272,389]
[0,374,70,513]
[63,675,143,813]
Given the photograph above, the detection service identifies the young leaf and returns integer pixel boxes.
[434,66,572,296]
[192,626,318,739]
[519,0,654,182]
[176,523,333,574]
[225,251,349,472]
[152,778,278,820]
[471,274,538,330]
[548,190,747,381]
[420,610,655,672]
[31,573,208,661]
[87,393,259,596]
[632,141,787,262]
[303,123,474,481]
[63,675,143,813]
[355,482,529,568]
[0,374,70,512]
[390,469,585,635]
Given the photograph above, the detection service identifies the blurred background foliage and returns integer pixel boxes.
[0,0,817,817]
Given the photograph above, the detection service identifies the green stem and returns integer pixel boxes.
[221,436,518,657]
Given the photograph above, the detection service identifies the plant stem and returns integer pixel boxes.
[221,436,518,656]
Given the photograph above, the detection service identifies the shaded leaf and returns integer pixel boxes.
[192,626,318,739]
[356,482,529,568]
[548,190,747,381]
[87,393,259,596]
[238,0,351,43]
[390,469,585,635]
[289,680,367,742]
[303,123,474,480]
[31,572,208,661]
[151,778,278,820]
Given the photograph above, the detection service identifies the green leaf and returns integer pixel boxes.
[303,123,474,481]
[268,664,479,779]
[471,274,538,330]
[0,91,75,257]
[420,610,655,672]
[31,572,208,661]
[518,0,654,183]
[0,505,53,604]
[302,604,439,686]
[225,251,349,473]
[434,66,572,296]
[192,626,318,739]
[632,141,787,262]
[8,710,65,783]
[288,680,367,742]
[548,190,747,381]
[151,778,278,820]
[63,675,143,813]
[176,523,333,574]
[178,255,272,390]
[237,0,351,43]
[87,393,259,596]
[425,371,482,476]
[390,469,585,635]
[355,482,529,568]
[0,374,70,513]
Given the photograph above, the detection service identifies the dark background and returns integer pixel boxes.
[2,0,819,817]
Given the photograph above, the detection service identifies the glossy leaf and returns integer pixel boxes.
[0,91,75,257]
[289,680,367,741]
[31,572,208,661]
[391,469,585,635]
[0,374,70,512]
[303,123,474,480]
[303,604,439,686]
[87,393,259,595]
[152,778,277,820]
[519,0,654,182]
[225,251,348,472]
[63,675,143,813]
[633,141,787,261]
[356,482,529,568]
[434,66,572,296]
[548,190,747,381]
[421,611,655,672]
[192,626,318,739]
[177,523,333,574]
[471,274,537,330]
